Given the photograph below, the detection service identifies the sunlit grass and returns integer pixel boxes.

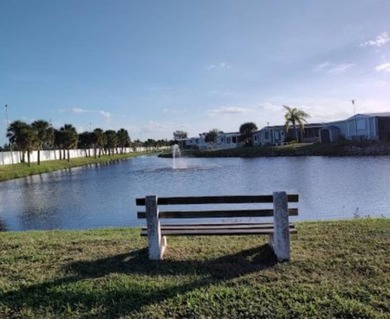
[0,152,149,181]
[0,219,388,318]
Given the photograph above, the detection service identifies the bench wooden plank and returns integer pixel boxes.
[154,222,294,229]
[141,228,297,236]
[142,224,295,231]
[140,223,297,236]
[138,208,298,219]
[136,194,298,206]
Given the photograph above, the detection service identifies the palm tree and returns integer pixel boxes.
[239,122,258,146]
[32,120,54,165]
[104,130,118,155]
[93,128,106,157]
[78,131,94,157]
[60,124,78,161]
[18,126,39,167]
[54,129,65,160]
[117,128,131,154]
[283,105,310,142]
[6,120,28,147]
[7,120,30,163]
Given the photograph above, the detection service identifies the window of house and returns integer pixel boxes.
[357,119,366,130]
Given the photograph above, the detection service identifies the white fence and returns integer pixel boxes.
[0,147,154,166]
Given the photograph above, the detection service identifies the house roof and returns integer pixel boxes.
[347,112,390,120]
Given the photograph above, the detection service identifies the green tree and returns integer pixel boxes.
[78,131,94,157]
[54,129,65,160]
[32,120,54,165]
[239,122,258,146]
[93,128,106,157]
[60,124,78,161]
[6,120,29,149]
[173,130,188,140]
[117,128,131,154]
[18,125,39,167]
[104,130,118,156]
[205,129,219,147]
[7,120,30,163]
[283,105,310,142]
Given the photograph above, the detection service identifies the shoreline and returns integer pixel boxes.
[0,152,149,182]
[160,141,390,158]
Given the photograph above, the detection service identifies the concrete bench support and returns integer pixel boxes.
[145,195,166,260]
[273,191,290,261]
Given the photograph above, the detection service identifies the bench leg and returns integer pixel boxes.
[273,192,291,262]
[268,234,274,247]
[145,195,165,260]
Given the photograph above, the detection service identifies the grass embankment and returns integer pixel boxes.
[0,152,148,182]
[0,219,388,318]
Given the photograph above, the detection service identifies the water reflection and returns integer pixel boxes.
[0,156,389,231]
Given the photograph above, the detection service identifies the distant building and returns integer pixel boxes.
[253,126,285,146]
[253,123,322,146]
[179,112,390,150]
[216,132,241,149]
[176,136,208,150]
[320,113,390,142]
[176,131,241,150]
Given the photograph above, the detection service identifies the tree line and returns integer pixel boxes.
[3,120,171,166]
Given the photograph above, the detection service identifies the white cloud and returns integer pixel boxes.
[163,108,187,114]
[207,62,232,70]
[68,107,85,113]
[208,106,252,116]
[326,63,355,74]
[360,31,390,47]
[61,107,111,119]
[312,62,332,73]
[374,80,388,87]
[99,111,111,119]
[313,62,354,74]
[375,63,390,72]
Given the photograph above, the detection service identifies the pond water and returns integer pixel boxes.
[0,155,389,231]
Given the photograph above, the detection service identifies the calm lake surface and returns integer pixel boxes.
[1,156,389,231]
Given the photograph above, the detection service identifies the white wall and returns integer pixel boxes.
[0,147,153,166]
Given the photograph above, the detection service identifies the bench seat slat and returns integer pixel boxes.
[143,223,295,229]
[136,194,298,206]
[138,208,298,219]
[140,223,297,236]
[140,228,297,236]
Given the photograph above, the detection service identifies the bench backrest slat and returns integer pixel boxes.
[136,194,298,206]
[138,208,298,219]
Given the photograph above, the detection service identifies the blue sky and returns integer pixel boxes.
[1,0,389,145]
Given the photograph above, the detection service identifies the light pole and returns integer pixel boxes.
[5,104,14,164]
[352,99,357,138]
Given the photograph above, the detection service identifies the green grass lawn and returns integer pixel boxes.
[0,152,148,182]
[0,219,389,318]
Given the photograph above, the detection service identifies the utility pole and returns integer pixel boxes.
[352,100,357,138]
[5,104,14,164]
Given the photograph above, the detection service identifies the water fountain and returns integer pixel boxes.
[172,144,181,169]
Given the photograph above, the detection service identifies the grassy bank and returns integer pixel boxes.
[159,141,390,158]
[0,152,148,182]
[0,219,389,318]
